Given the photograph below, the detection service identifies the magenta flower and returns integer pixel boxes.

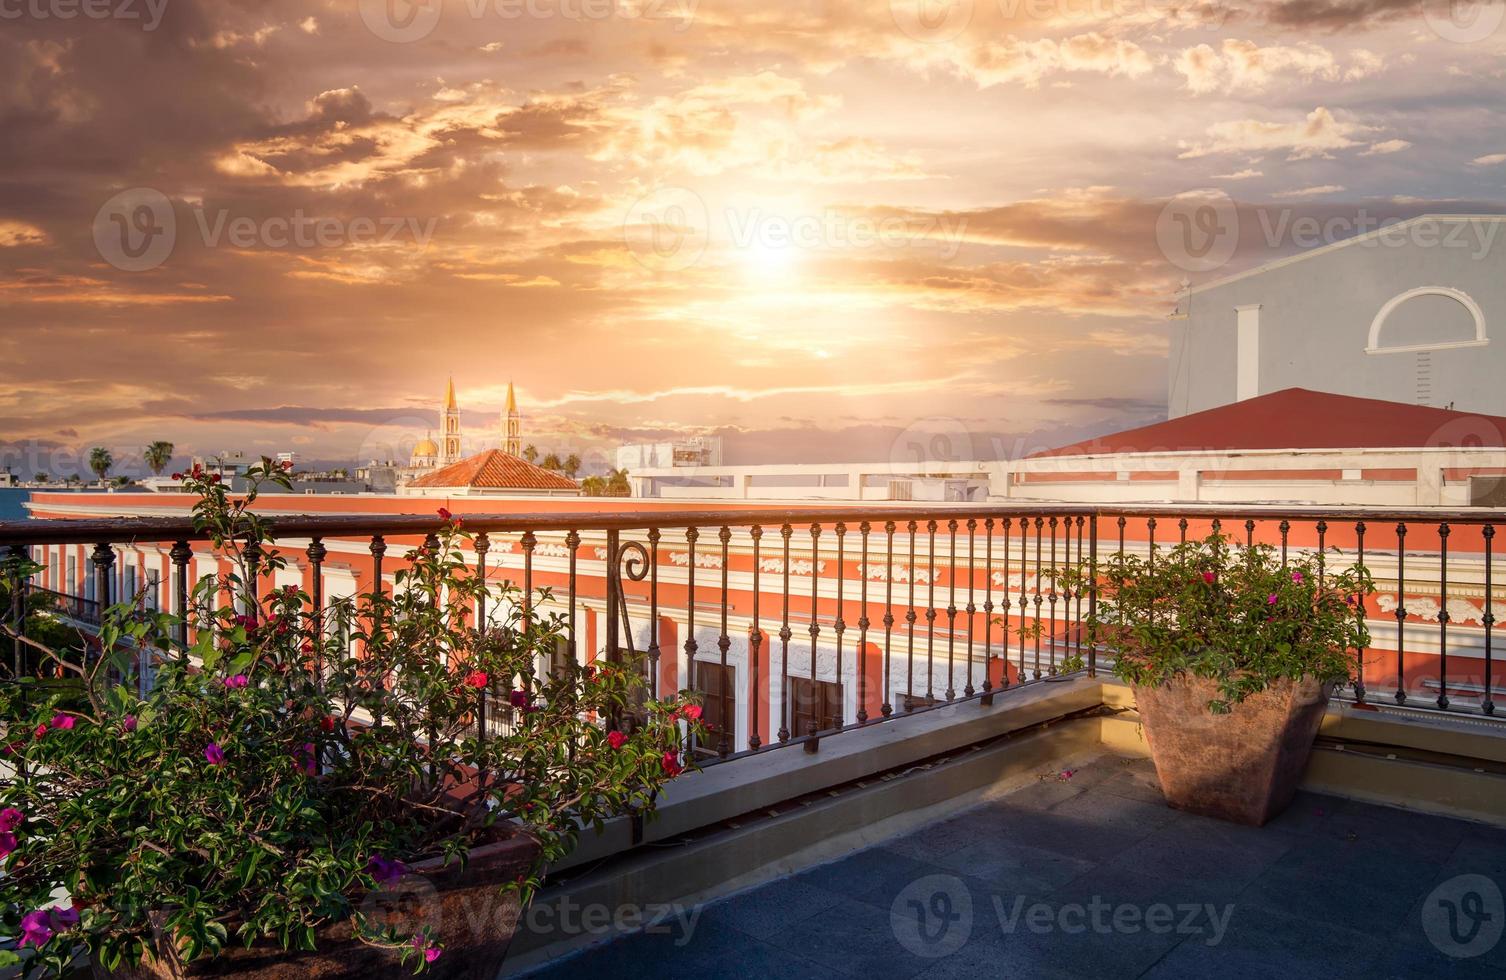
[122,715,137,733]
[1291,571,1304,584]
[223,674,249,689]
[51,906,78,929]
[295,743,316,775]
[1201,571,1215,584]
[0,832,17,859]
[204,743,226,766]
[19,910,53,948]
[410,932,442,962]
[368,855,407,883]
[49,714,75,731]
[1267,594,1278,605]
[0,808,24,833]
[508,689,529,709]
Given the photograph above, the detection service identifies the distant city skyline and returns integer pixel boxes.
[4,0,1505,471]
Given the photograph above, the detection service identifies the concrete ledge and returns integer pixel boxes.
[555,676,1104,872]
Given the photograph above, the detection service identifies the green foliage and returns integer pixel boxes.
[1064,533,1374,713]
[143,442,174,477]
[0,459,702,974]
[86,448,112,483]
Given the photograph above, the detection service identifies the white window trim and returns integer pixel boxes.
[1366,286,1488,355]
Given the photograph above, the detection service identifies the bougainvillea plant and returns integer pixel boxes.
[0,458,703,975]
[1063,532,1374,713]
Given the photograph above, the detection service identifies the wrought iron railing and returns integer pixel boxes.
[2,503,1503,767]
[31,585,102,627]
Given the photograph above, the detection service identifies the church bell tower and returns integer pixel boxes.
[503,381,521,456]
[441,376,462,465]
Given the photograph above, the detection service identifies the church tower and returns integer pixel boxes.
[440,376,462,465]
[502,381,521,457]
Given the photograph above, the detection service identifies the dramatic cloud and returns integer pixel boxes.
[0,0,1497,470]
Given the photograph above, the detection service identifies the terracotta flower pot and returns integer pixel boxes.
[1132,675,1330,826]
[96,833,540,980]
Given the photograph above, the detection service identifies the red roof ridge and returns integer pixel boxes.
[410,449,580,491]
[1034,388,1506,457]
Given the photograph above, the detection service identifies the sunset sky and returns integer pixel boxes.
[3,0,1505,476]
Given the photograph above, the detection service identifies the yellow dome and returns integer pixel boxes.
[412,436,439,460]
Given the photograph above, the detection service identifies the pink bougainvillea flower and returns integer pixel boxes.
[508,690,529,709]
[463,670,489,689]
[1267,594,1279,605]
[368,855,407,883]
[122,715,137,733]
[0,808,24,833]
[1292,571,1304,584]
[0,832,17,859]
[680,705,703,721]
[607,730,627,750]
[661,750,684,777]
[223,674,249,689]
[204,743,226,766]
[33,723,46,740]
[19,910,53,948]
[50,906,79,929]
[295,743,317,775]
[1201,571,1216,584]
[49,714,75,731]
[425,947,442,963]
[170,472,183,481]
[320,715,336,733]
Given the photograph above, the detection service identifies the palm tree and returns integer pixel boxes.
[606,467,631,497]
[541,453,563,472]
[522,445,538,464]
[143,441,174,476]
[563,453,581,479]
[88,447,113,484]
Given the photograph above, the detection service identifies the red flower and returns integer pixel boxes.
[170,472,183,481]
[320,716,336,733]
[661,750,684,777]
[680,705,703,721]
[1201,571,1215,584]
[607,730,627,750]
[508,689,529,709]
[437,507,452,521]
[463,670,489,689]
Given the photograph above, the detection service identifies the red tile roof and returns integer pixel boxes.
[1034,389,1506,457]
[409,449,581,491]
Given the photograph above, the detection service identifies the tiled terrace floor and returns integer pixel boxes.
[523,757,1506,979]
